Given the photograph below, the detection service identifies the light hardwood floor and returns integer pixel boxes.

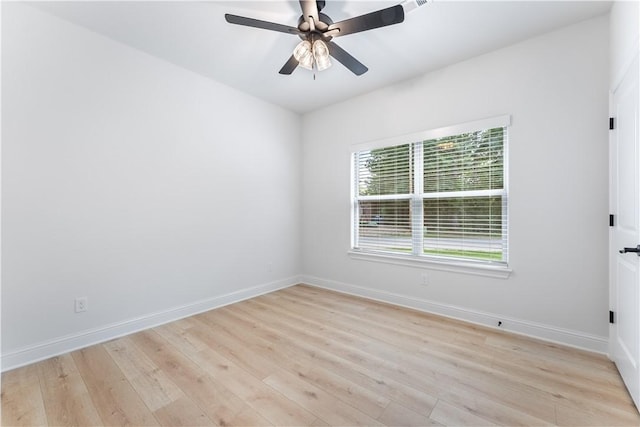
[2,284,639,426]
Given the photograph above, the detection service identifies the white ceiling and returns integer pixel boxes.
[31,1,611,113]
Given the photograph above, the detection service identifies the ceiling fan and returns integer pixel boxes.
[224,0,406,76]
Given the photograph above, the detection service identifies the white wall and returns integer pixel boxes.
[301,15,610,351]
[609,0,639,89]
[1,3,301,369]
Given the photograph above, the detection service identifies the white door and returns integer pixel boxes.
[610,54,640,410]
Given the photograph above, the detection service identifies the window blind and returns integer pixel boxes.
[355,143,413,253]
[353,122,508,264]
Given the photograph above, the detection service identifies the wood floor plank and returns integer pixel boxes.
[430,400,498,426]
[245,294,493,398]
[273,289,498,377]
[154,319,210,354]
[555,396,640,426]
[198,304,436,424]
[71,345,160,426]
[239,294,558,422]
[152,396,214,426]
[487,352,635,416]
[259,290,491,370]
[36,354,103,426]
[429,362,558,424]
[2,284,639,426]
[224,405,274,426]
[1,364,47,426]
[262,296,554,425]
[379,401,443,426]
[187,347,318,426]
[235,298,442,416]
[190,311,279,380]
[211,304,395,418]
[103,337,184,412]
[130,329,249,426]
[215,300,440,417]
[283,285,489,347]
[267,287,573,424]
[263,370,384,426]
[435,386,555,426]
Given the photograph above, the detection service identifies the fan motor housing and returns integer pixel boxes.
[297,12,334,40]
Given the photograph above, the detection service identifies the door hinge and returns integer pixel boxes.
[610,117,615,130]
[610,214,615,227]
[610,310,615,324]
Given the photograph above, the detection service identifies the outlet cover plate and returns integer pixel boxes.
[75,297,88,313]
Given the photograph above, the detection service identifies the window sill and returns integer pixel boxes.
[347,250,512,279]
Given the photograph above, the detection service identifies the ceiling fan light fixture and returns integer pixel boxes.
[293,40,314,70]
[227,1,407,76]
[313,39,331,71]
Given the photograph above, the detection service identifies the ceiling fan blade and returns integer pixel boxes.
[279,55,299,75]
[225,14,301,35]
[327,41,368,76]
[299,0,320,24]
[327,4,405,37]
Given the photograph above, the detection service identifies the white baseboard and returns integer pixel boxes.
[301,275,609,354]
[1,276,301,372]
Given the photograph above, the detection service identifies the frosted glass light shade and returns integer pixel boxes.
[313,40,331,71]
[293,40,313,70]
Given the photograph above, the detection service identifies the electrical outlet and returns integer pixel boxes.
[420,272,429,286]
[75,297,88,313]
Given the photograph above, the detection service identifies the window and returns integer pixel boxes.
[351,116,509,267]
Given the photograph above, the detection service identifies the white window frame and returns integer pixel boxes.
[349,115,512,279]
